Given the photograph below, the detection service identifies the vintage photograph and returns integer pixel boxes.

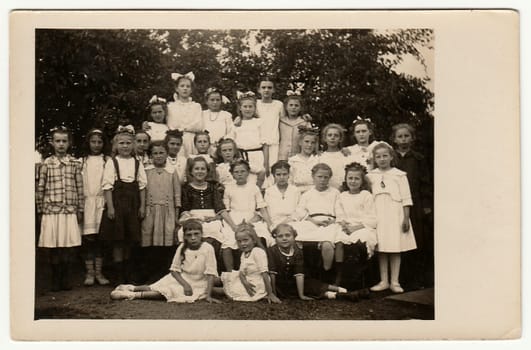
[33,27,435,321]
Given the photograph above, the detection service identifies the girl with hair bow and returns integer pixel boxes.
[166,71,203,157]
[343,116,380,170]
[142,95,169,142]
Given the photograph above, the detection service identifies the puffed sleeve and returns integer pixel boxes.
[222,185,231,210]
[212,183,226,214]
[169,244,184,272]
[203,243,219,276]
[252,248,269,273]
[335,194,347,222]
[102,158,116,190]
[257,118,267,145]
[36,162,48,213]
[361,191,377,229]
[184,102,204,132]
[224,112,235,140]
[398,174,413,207]
[172,170,181,208]
[254,185,267,209]
[180,184,191,213]
[137,162,147,190]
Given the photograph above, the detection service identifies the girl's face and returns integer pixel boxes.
[354,124,371,146]
[195,135,210,154]
[52,133,69,156]
[235,231,255,253]
[116,135,134,157]
[324,128,341,149]
[135,133,150,155]
[239,99,256,119]
[150,104,166,124]
[231,164,249,185]
[374,148,392,170]
[219,142,236,162]
[167,137,182,157]
[275,226,296,250]
[151,146,167,167]
[345,170,364,193]
[191,161,208,182]
[183,229,203,249]
[300,134,317,156]
[273,167,290,187]
[313,169,331,191]
[394,127,413,149]
[258,81,274,99]
[89,134,104,155]
[175,79,192,99]
[286,99,301,118]
[206,93,222,112]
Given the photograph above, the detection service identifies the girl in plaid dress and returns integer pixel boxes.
[36,126,84,291]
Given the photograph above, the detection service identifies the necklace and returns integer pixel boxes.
[209,111,220,122]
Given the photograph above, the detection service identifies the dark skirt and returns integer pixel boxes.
[100,181,141,243]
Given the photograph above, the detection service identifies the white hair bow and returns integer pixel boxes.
[236,91,255,100]
[171,71,195,82]
[221,95,231,104]
[149,95,167,104]
[286,82,305,96]
[116,124,135,134]
[354,115,372,124]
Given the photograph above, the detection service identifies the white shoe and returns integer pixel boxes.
[115,284,135,292]
[110,289,136,300]
[370,281,390,292]
[390,283,404,293]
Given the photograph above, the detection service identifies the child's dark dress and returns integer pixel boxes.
[100,157,141,243]
[267,245,328,299]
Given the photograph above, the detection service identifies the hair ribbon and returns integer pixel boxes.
[116,124,135,135]
[149,95,167,104]
[171,71,195,82]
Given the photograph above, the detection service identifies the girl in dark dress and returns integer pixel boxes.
[268,224,369,302]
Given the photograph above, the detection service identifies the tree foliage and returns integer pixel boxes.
[36,28,433,159]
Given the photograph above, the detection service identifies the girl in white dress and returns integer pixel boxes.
[220,223,281,303]
[142,95,170,142]
[289,163,341,273]
[80,128,110,286]
[318,123,349,190]
[166,72,203,157]
[367,142,416,294]
[264,161,301,228]
[221,159,274,271]
[256,78,284,170]
[343,117,379,170]
[334,162,378,286]
[111,219,221,303]
[233,91,268,188]
[288,128,320,193]
[164,130,187,185]
[202,87,236,156]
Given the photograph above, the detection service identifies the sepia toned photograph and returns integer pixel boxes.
[10,10,520,341]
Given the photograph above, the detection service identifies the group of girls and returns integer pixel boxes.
[35,72,432,304]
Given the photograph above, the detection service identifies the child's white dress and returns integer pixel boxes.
[264,184,301,228]
[233,118,266,175]
[150,242,218,303]
[278,116,310,160]
[289,187,341,243]
[256,99,284,168]
[216,162,236,187]
[81,155,106,235]
[221,247,268,301]
[167,97,203,157]
[288,154,319,193]
[167,155,187,184]
[202,110,234,144]
[146,122,170,142]
[345,141,379,170]
[334,190,378,257]
[221,182,274,249]
[318,151,349,189]
[367,167,416,252]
